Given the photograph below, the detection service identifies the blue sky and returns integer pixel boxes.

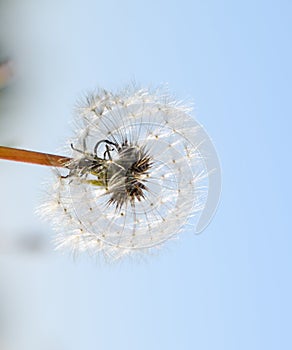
[0,1,291,349]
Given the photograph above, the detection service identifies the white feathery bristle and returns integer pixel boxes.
[39,85,221,261]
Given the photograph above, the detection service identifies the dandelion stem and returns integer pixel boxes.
[0,146,71,168]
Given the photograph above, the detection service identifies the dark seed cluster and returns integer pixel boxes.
[107,144,152,210]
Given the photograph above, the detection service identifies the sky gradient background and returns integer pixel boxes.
[0,1,291,349]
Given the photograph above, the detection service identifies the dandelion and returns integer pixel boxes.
[0,85,221,260]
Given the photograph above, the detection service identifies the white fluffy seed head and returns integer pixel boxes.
[39,85,221,261]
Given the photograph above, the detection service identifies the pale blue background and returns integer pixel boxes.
[0,1,291,349]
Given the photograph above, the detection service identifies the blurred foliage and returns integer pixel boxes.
[0,56,15,139]
[0,58,13,90]
[0,1,15,126]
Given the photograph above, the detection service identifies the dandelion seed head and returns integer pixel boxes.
[40,85,221,260]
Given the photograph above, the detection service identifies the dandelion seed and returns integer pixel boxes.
[38,85,221,260]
